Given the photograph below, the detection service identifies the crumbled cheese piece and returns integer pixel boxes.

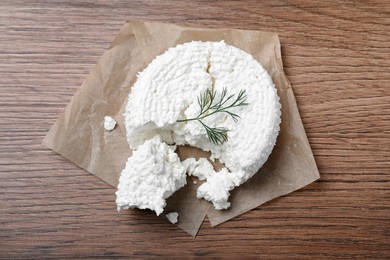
[104,116,116,131]
[183,158,234,209]
[115,136,186,215]
[197,168,234,210]
[193,181,197,184]
[124,41,281,210]
[182,157,214,181]
[165,212,179,224]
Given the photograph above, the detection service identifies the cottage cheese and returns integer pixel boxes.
[123,41,281,210]
[182,157,214,181]
[104,116,117,131]
[115,136,187,215]
[197,168,235,210]
[182,157,232,209]
[165,212,179,224]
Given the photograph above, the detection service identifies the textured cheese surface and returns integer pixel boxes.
[197,168,234,210]
[124,41,281,210]
[115,136,186,215]
[182,158,214,181]
[104,116,117,131]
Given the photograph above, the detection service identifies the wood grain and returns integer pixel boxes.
[1,0,389,258]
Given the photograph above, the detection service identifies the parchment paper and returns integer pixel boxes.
[43,20,320,236]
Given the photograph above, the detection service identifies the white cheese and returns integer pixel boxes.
[183,157,233,209]
[197,168,234,210]
[104,116,117,131]
[123,41,281,210]
[182,157,214,181]
[115,136,187,215]
[165,212,179,224]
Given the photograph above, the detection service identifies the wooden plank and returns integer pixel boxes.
[0,0,389,258]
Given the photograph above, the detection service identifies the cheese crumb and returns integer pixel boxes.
[104,116,116,131]
[165,212,179,224]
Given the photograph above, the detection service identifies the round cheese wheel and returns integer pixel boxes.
[124,41,281,210]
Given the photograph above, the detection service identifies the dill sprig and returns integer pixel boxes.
[177,87,249,145]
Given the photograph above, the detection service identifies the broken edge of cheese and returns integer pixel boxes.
[182,157,213,181]
[182,158,233,210]
[115,136,186,216]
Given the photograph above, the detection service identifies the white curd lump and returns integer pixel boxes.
[165,212,179,224]
[117,41,281,213]
[104,116,117,131]
[115,136,186,215]
[182,157,213,181]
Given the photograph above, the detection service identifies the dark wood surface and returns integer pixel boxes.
[1,1,389,258]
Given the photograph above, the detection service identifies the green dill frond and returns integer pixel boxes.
[177,87,249,145]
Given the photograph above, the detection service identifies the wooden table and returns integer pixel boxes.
[1,1,389,258]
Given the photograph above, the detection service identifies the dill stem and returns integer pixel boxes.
[176,118,199,123]
[177,107,237,123]
[176,87,248,145]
